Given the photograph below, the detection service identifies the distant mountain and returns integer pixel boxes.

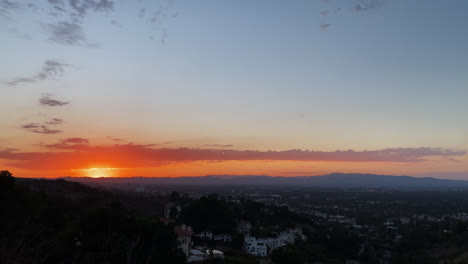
[61,173,468,188]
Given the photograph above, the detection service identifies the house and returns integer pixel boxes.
[194,231,213,240]
[237,220,252,235]
[214,233,232,243]
[244,236,268,257]
[175,225,193,256]
[243,227,306,256]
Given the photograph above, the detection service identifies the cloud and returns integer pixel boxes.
[39,137,89,149]
[1,0,20,9]
[138,7,146,18]
[5,60,70,86]
[45,118,64,125]
[44,21,86,46]
[21,123,62,134]
[21,118,64,134]
[40,1,114,46]
[62,137,88,144]
[48,0,64,4]
[320,24,331,31]
[5,77,36,86]
[353,0,384,12]
[40,94,70,106]
[204,144,235,148]
[106,136,124,142]
[110,20,122,28]
[320,9,329,16]
[54,5,66,12]
[68,0,114,17]
[21,123,41,129]
[36,60,70,80]
[0,145,465,170]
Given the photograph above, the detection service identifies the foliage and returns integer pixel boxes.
[0,175,186,264]
[178,194,236,233]
[0,170,15,192]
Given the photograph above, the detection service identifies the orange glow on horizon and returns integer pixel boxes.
[77,167,123,178]
[3,157,466,179]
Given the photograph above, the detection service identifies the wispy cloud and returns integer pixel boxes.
[0,0,21,18]
[320,24,331,31]
[1,145,465,170]
[204,144,235,148]
[106,136,124,142]
[67,0,114,17]
[5,60,70,86]
[40,94,70,106]
[21,123,62,134]
[21,118,64,134]
[62,137,88,144]
[43,21,86,46]
[45,118,64,125]
[38,137,89,149]
[353,0,385,12]
[40,0,114,46]
[138,7,146,18]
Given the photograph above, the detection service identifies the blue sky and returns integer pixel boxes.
[1,0,467,178]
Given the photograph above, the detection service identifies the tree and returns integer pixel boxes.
[231,232,245,250]
[0,170,15,192]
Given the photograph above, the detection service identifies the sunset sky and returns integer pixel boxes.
[1,0,467,179]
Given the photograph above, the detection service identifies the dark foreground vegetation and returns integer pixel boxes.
[2,170,468,264]
[0,171,185,264]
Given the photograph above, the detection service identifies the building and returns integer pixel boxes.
[243,228,306,256]
[244,236,268,256]
[175,225,193,256]
[214,233,232,243]
[194,231,213,240]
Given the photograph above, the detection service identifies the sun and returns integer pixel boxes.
[81,167,118,178]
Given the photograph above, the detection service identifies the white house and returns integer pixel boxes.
[243,228,306,256]
[244,236,268,256]
[175,225,193,256]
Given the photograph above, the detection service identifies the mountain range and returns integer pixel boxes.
[60,173,468,188]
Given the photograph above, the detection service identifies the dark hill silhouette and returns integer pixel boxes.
[60,173,468,188]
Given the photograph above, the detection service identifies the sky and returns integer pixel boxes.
[1,0,468,179]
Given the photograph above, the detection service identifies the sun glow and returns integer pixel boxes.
[80,167,121,178]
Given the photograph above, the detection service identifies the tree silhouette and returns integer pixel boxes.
[0,170,15,192]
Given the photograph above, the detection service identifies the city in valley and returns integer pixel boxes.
[2,172,468,263]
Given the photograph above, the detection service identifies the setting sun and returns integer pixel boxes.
[80,168,121,178]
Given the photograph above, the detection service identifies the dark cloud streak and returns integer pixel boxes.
[40,94,70,106]
[21,118,64,134]
[353,0,385,12]
[1,145,465,170]
[5,60,70,86]
[44,21,86,46]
